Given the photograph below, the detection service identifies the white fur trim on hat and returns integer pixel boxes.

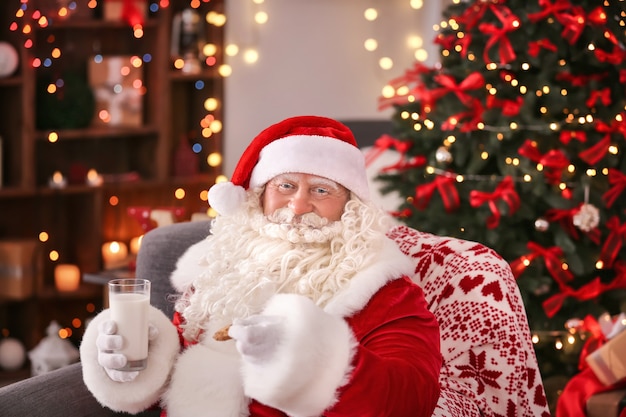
[249,135,370,201]
[208,181,248,216]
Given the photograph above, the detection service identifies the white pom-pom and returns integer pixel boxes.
[208,182,247,215]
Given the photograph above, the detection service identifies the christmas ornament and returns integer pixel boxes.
[572,203,600,232]
[435,146,453,164]
[28,321,79,376]
[535,217,549,232]
[0,337,26,371]
[0,42,18,78]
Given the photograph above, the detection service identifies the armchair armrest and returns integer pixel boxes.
[136,220,211,317]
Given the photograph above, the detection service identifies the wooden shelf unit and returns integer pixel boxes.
[0,0,224,370]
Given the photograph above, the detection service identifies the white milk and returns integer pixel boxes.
[109,292,149,370]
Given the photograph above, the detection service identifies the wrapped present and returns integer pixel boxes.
[88,55,144,127]
[0,239,42,300]
[586,316,626,386]
[587,388,626,417]
[103,0,147,26]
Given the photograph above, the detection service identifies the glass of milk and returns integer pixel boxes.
[108,278,151,371]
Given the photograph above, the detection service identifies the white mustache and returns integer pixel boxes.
[267,208,329,228]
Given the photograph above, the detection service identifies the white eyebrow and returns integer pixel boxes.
[274,173,342,191]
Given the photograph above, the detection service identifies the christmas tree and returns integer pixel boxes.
[376,0,626,333]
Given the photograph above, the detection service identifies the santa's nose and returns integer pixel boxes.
[288,189,313,216]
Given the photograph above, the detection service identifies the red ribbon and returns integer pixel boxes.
[557,367,626,417]
[486,95,523,116]
[527,0,571,23]
[543,265,626,318]
[510,241,574,287]
[557,6,586,44]
[414,175,460,212]
[478,6,519,65]
[585,88,612,108]
[588,7,618,45]
[556,71,605,87]
[559,130,586,145]
[518,140,570,184]
[364,135,426,173]
[580,118,626,164]
[469,176,519,229]
[599,216,626,268]
[576,314,608,371]
[594,46,626,65]
[544,205,601,244]
[377,63,438,110]
[441,107,482,132]
[457,1,495,30]
[528,39,558,57]
[578,135,611,165]
[543,278,601,318]
[603,168,626,208]
[390,207,413,219]
[433,72,485,107]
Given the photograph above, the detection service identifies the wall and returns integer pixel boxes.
[223,0,445,176]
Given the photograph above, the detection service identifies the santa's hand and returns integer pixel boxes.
[96,320,159,382]
[228,315,285,363]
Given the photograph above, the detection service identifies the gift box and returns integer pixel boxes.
[88,55,144,127]
[103,0,147,25]
[586,324,626,386]
[587,388,626,417]
[0,239,42,300]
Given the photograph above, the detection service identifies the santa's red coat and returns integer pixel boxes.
[169,276,441,417]
[81,236,441,417]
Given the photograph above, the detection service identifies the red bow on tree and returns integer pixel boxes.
[414,175,460,212]
[528,39,557,57]
[559,130,587,145]
[585,88,612,108]
[543,264,626,317]
[433,72,485,107]
[603,168,626,208]
[478,5,520,65]
[364,135,426,173]
[580,118,626,165]
[510,241,574,286]
[518,140,570,184]
[486,95,523,116]
[595,46,626,65]
[544,206,601,244]
[599,217,626,268]
[527,0,571,22]
[469,176,520,229]
[557,6,587,44]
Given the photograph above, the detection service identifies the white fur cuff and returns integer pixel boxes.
[241,294,356,417]
[80,306,180,414]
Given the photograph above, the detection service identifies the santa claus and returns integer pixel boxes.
[80,115,442,416]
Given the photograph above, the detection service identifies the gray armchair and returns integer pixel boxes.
[0,221,211,417]
[0,220,551,416]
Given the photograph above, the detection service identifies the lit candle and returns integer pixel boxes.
[101,241,129,270]
[48,171,67,189]
[86,169,103,186]
[130,235,143,255]
[54,264,80,292]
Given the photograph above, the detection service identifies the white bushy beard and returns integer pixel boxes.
[175,190,392,341]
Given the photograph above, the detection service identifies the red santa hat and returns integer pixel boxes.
[208,115,370,215]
